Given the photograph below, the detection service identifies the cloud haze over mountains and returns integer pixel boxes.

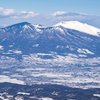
[0,7,100,28]
[0,7,39,18]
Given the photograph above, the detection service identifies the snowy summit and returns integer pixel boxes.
[54,21,100,37]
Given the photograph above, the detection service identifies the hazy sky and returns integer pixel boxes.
[0,0,100,28]
[0,0,100,15]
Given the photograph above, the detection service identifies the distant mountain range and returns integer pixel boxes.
[0,21,100,89]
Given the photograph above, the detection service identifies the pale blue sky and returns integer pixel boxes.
[0,0,100,28]
[0,0,100,15]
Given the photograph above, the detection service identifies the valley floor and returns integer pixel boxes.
[0,82,100,100]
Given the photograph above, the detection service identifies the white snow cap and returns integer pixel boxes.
[54,21,100,36]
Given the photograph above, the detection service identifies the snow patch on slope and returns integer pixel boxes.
[32,44,39,47]
[0,45,3,50]
[13,50,22,54]
[93,94,100,97]
[0,75,24,85]
[39,98,53,100]
[33,24,45,32]
[54,21,100,36]
[77,48,94,54]
[23,25,33,30]
[54,27,65,35]
[17,92,30,95]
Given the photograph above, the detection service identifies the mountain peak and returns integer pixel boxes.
[4,22,31,29]
[19,22,31,26]
[54,21,100,37]
[14,21,31,26]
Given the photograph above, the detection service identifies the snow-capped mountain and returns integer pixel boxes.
[0,22,42,39]
[0,21,100,89]
[0,21,100,56]
[54,21,100,36]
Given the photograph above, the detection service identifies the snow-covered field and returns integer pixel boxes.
[0,51,100,89]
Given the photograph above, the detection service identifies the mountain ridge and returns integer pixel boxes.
[0,21,100,88]
[1,21,100,37]
[0,21,100,55]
